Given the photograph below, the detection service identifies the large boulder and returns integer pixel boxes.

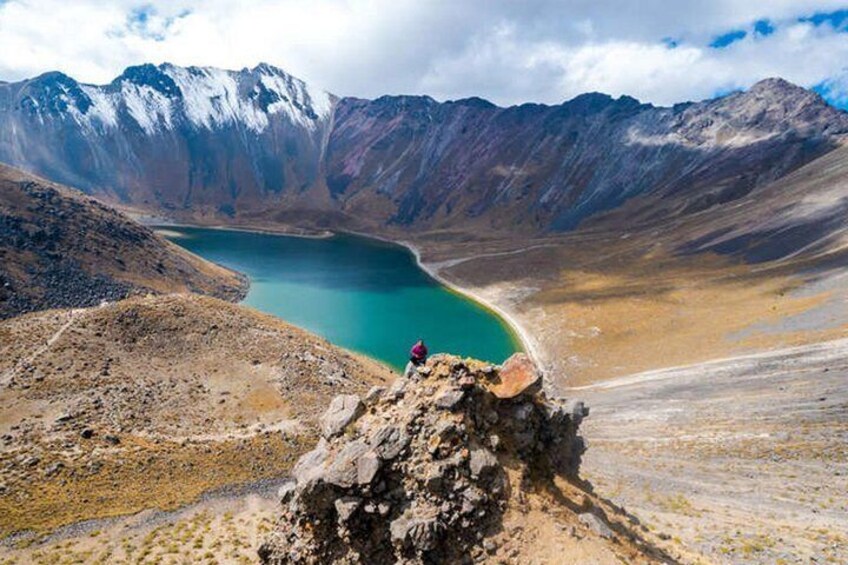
[319,394,364,438]
[482,353,542,399]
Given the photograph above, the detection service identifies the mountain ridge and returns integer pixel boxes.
[1,64,845,236]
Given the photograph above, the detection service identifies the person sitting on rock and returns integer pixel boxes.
[410,339,428,366]
[404,339,428,378]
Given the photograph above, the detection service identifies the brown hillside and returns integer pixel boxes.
[0,294,394,536]
[0,164,245,319]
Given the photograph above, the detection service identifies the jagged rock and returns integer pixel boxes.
[259,355,588,564]
[364,386,385,404]
[435,388,465,410]
[292,438,330,484]
[325,439,369,488]
[566,400,590,426]
[387,377,407,400]
[390,509,442,552]
[278,480,296,504]
[488,434,501,451]
[356,451,381,485]
[368,424,409,460]
[335,496,361,523]
[469,446,498,481]
[579,512,614,539]
[320,394,364,438]
[484,353,541,399]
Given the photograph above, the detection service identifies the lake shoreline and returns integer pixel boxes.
[141,215,335,239]
[154,220,536,365]
[346,231,538,365]
[404,244,539,365]
[253,223,540,366]
[157,223,524,369]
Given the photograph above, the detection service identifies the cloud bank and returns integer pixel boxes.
[1,0,848,107]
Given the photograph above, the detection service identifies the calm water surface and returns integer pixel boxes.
[161,227,520,370]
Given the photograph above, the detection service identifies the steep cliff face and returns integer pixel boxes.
[0,65,845,235]
[0,164,245,319]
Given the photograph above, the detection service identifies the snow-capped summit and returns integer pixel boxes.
[0,62,336,204]
[8,62,334,135]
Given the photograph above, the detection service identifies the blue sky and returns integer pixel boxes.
[1,1,848,108]
[705,8,848,107]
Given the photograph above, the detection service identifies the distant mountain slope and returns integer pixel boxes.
[0,164,245,319]
[0,63,333,213]
[327,78,848,232]
[0,64,845,235]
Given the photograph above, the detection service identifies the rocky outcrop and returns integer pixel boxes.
[258,353,588,564]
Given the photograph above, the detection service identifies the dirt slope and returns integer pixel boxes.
[578,338,848,564]
[0,294,393,538]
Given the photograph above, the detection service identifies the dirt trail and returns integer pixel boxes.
[0,476,286,564]
[0,308,83,387]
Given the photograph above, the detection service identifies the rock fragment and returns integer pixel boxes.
[435,388,465,410]
[319,394,364,438]
[485,353,541,399]
[579,512,614,539]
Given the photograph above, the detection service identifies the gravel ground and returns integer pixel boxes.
[577,338,848,564]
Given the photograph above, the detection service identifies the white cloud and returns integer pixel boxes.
[1,0,848,106]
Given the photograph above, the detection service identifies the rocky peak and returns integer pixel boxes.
[113,63,181,98]
[252,62,293,78]
[554,92,648,123]
[3,63,335,134]
[370,94,440,119]
[721,77,846,126]
[747,77,808,98]
[660,77,848,147]
[446,96,498,110]
[258,353,590,564]
[561,92,615,113]
[17,71,92,116]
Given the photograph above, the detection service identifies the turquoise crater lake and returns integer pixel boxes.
[160,227,520,370]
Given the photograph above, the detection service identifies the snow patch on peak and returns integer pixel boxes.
[164,65,263,131]
[77,86,118,129]
[16,63,334,134]
[158,64,331,133]
[258,71,331,125]
[120,82,174,134]
[256,64,333,119]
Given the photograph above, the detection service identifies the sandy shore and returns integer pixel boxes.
[142,217,335,239]
[396,239,543,367]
